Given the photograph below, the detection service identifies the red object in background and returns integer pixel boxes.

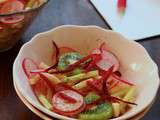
[0,0,25,24]
[0,0,24,14]
[0,25,4,30]
[117,0,126,12]
[0,15,24,24]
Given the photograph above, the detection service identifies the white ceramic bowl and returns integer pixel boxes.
[13,25,160,120]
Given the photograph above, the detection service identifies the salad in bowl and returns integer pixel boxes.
[22,41,137,120]
[13,25,159,120]
[0,0,48,51]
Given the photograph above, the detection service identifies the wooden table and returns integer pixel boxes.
[0,0,159,120]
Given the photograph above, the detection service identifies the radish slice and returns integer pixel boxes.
[46,41,60,72]
[0,0,24,24]
[96,50,119,72]
[58,92,77,103]
[0,15,24,24]
[0,0,24,14]
[22,58,39,79]
[52,90,85,116]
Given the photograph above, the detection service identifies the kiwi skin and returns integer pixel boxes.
[79,103,113,120]
[58,52,82,70]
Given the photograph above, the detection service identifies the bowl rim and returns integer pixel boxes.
[13,80,52,120]
[0,0,49,17]
[13,25,160,120]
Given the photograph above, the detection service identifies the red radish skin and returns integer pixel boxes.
[94,65,106,75]
[100,66,114,83]
[52,90,85,116]
[114,71,122,77]
[0,0,24,14]
[30,41,61,73]
[45,41,60,72]
[96,50,119,72]
[53,103,85,117]
[92,46,119,72]
[54,83,84,96]
[58,92,77,104]
[0,15,24,24]
[85,54,102,71]
[51,41,59,68]
[22,58,39,79]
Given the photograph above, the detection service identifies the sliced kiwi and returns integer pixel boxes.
[58,52,82,70]
[84,92,100,104]
[79,103,113,120]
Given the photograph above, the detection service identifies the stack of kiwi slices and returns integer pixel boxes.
[79,103,113,120]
